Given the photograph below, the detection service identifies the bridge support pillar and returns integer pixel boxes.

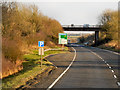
[95,31,99,45]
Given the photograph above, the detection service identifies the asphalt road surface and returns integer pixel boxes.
[51,44,120,89]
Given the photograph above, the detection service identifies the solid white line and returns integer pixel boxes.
[102,49,120,55]
[47,47,76,90]
[94,47,120,55]
[114,75,117,79]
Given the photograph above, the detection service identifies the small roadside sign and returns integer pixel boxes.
[38,41,44,47]
[59,33,67,44]
[38,41,44,67]
[39,48,44,55]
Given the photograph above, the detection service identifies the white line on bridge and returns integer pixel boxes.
[47,47,76,90]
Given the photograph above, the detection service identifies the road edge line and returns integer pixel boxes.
[91,47,120,55]
[47,47,76,90]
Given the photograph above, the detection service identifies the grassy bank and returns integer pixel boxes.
[2,47,69,88]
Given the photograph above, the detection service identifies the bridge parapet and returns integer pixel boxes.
[62,25,102,28]
[62,25,102,45]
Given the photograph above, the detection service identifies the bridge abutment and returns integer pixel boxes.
[95,31,99,45]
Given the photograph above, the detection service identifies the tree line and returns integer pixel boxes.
[2,2,63,63]
[98,9,119,48]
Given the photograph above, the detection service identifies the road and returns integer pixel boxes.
[50,44,120,89]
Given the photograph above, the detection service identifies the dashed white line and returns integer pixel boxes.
[111,70,114,73]
[114,75,117,79]
[106,64,111,69]
[47,47,76,90]
[89,49,119,86]
[117,82,120,86]
[106,64,109,66]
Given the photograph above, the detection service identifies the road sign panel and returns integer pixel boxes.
[38,41,44,47]
[59,33,67,44]
[39,48,44,55]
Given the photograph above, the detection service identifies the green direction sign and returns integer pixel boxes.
[59,33,67,44]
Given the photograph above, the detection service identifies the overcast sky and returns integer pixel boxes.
[34,2,118,25]
[8,0,119,33]
[9,0,119,25]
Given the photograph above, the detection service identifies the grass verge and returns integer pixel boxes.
[2,47,69,88]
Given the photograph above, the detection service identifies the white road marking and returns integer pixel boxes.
[111,70,114,73]
[102,49,120,55]
[107,64,109,66]
[89,48,119,86]
[92,47,120,55]
[117,82,120,86]
[114,75,117,79]
[106,64,111,69]
[47,47,76,90]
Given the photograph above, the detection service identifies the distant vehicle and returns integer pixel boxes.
[84,42,89,45]
[68,39,71,44]
[83,24,89,28]
[71,24,74,27]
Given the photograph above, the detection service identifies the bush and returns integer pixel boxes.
[92,38,112,46]
[2,2,63,62]
[1,2,63,78]
[2,38,23,63]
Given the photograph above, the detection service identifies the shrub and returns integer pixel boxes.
[2,38,23,63]
[1,2,63,78]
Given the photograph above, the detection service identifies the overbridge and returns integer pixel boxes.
[62,25,102,44]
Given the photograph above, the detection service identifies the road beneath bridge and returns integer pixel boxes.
[63,25,102,45]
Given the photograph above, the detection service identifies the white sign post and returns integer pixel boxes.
[38,41,44,67]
